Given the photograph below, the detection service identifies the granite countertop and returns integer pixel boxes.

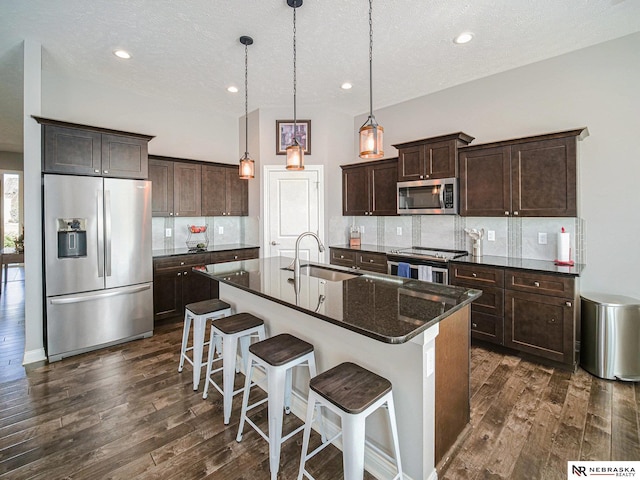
[195,256,481,344]
[330,243,402,255]
[450,254,585,276]
[331,244,584,277]
[152,243,259,258]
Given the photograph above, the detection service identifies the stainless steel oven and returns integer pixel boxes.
[386,247,468,285]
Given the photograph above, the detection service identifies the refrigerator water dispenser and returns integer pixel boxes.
[57,218,87,258]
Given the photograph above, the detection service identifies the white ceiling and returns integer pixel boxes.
[1,0,640,152]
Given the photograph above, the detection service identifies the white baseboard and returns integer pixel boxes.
[23,347,46,365]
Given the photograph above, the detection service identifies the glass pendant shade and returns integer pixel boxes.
[239,154,255,179]
[359,117,384,159]
[286,140,304,170]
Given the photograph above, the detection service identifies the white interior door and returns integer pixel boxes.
[264,165,324,263]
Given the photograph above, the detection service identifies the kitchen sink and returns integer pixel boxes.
[282,264,361,282]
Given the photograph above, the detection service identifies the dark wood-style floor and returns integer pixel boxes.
[1,269,639,479]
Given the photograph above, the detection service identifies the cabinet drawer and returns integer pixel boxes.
[358,252,387,273]
[154,253,210,272]
[211,248,259,264]
[330,248,357,268]
[471,312,504,345]
[450,264,504,287]
[455,282,504,317]
[506,270,574,298]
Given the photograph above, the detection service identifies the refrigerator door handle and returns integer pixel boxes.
[49,284,151,305]
[97,189,105,278]
[105,189,112,277]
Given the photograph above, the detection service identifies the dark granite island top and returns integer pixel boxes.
[195,255,481,344]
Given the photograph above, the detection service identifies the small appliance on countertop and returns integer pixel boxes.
[386,246,468,284]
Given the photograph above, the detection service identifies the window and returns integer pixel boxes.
[2,172,22,249]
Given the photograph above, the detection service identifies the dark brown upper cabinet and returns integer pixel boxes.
[459,128,588,217]
[202,164,248,217]
[149,158,174,216]
[35,117,153,179]
[149,157,248,217]
[342,158,398,216]
[173,162,202,217]
[393,132,474,182]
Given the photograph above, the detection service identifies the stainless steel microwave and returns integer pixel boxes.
[397,178,458,214]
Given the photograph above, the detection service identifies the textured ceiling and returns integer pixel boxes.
[1,0,640,152]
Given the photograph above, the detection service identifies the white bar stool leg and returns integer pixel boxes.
[267,365,286,480]
[297,391,319,480]
[178,310,191,372]
[236,354,254,442]
[386,395,403,478]
[192,315,207,390]
[342,412,367,480]
[202,326,218,399]
[221,332,239,424]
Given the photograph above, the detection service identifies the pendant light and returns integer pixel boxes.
[286,0,304,170]
[359,0,384,159]
[238,35,255,179]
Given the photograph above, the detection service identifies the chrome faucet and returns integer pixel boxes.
[289,232,325,292]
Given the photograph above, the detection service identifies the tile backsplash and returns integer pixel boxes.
[334,215,586,263]
[152,216,259,251]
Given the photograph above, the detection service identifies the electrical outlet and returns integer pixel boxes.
[487,230,495,241]
[218,226,224,235]
[538,232,547,245]
[396,226,402,236]
[165,228,172,238]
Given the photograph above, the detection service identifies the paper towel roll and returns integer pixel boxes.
[557,232,570,262]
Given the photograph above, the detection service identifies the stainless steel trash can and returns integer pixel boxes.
[580,293,640,381]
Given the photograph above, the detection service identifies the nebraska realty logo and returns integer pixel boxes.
[568,462,640,478]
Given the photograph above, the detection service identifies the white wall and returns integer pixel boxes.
[254,106,354,249]
[42,72,238,162]
[0,151,23,170]
[353,32,640,298]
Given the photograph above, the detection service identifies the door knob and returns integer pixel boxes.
[271,241,280,245]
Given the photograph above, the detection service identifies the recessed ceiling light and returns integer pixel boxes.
[113,49,131,59]
[453,32,474,44]
[227,86,239,93]
[341,82,353,90]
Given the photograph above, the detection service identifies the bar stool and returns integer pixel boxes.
[178,298,232,391]
[236,333,322,480]
[202,312,266,424]
[298,362,403,480]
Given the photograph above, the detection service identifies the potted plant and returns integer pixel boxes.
[12,225,24,253]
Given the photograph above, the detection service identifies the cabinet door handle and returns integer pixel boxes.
[234,255,238,260]
[472,273,477,277]
[472,322,478,328]
[184,271,188,275]
[505,211,510,216]
[180,262,185,265]
[103,170,109,174]
[565,301,572,307]
[425,174,430,179]
[534,281,540,287]
[420,175,424,179]
[94,169,100,173]
[177,272,182,276]
[514,211,519,216]
[369,259,374,262]
[175,213,179,216]
[169,212,173,216]
[548,318,556,324]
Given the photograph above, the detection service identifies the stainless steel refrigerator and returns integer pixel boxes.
[44,174,153,361]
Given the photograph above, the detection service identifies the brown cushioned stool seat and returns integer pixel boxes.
[248,333,314,366]
[310,361,392,414]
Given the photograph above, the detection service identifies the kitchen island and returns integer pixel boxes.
[196,256,481,480]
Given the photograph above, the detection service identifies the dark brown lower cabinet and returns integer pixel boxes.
[152,248,258,322]
[449,262,579,368]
